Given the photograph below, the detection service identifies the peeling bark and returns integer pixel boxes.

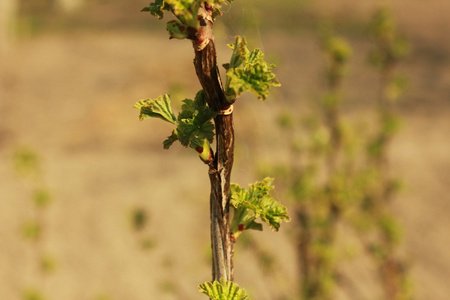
[192,2,235,282]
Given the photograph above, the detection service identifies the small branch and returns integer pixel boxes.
[192,1,234,282]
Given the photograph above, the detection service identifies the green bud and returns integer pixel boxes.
[195,139,213,164]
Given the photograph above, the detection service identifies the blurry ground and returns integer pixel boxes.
[1,0,450,299]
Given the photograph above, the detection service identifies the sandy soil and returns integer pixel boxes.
[1,1,450,299]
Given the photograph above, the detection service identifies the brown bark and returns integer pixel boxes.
[192,2,235,282]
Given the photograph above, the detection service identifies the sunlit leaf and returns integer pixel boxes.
[134,94,177,124]
[225,36,280,101]
[199,279,252,300]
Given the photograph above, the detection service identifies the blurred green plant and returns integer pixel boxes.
[22,288,46,300]
[92,294,112,300]
[13,146,56,300]
[269,22,356,300]
[159,279,178,294]
[130,207,148,231]
[258,9,412,299]
[137,0,288,298]
[129,206,157,250]
[359,6,412,300]
[13,146,41,178]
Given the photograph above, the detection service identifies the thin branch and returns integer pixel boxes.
[192,1,235,282]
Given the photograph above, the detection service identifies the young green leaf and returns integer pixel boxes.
[178,90,217,124]
[142,0,169,19]
[230,178,290,240]
[177,117,215,149]
[225,36,280,101]
[198,279,252,300]
[176,90,216,149]
[134,94,177,124]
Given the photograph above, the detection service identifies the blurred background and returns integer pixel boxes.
[1,0,449,299]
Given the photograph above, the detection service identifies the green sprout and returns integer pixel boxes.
[230,178,290,241]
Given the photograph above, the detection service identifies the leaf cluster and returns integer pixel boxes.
[142,0,233,39]
[199,279,252,300]
[134,91,216,162]
[230,178,290,240]
[224,36,280,101]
